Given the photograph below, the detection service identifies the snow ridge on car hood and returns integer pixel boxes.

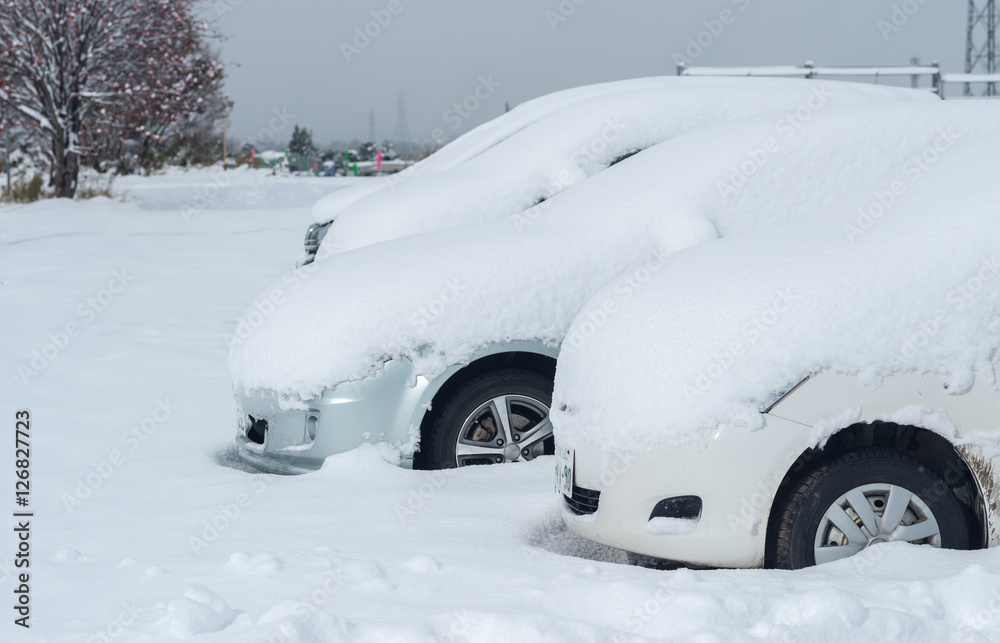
[316,78,934,256]
[228,102,1000,405]
[552,117,1000,454]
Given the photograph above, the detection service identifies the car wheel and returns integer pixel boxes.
[774,447,972,569]
[420,369,553,469]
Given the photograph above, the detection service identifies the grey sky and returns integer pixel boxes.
[211,0,967,149]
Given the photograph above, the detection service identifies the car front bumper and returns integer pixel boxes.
[233,358,435,474]
[560,414,813,568]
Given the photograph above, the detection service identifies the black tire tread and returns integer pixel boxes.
[419,369,552,470]
[774,446,970,569]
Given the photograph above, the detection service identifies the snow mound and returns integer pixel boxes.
[162,585,239,639]
[52,547,92,562]
[257,607,349,643]
[339,559,394,592]
[230,101,1000,403]
[318,78,933,255]
[227,551,284,575]
[400,554,441,574]
[553,124,1000,453]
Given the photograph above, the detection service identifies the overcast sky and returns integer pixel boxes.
[210,0,968,149]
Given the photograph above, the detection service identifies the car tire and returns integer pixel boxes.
[774,447,972,570]
[419,369,553,469]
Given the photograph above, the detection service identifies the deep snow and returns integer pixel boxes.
[6,168,1000,641]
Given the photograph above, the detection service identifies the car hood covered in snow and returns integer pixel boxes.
[312,77,935,256]
[551,114,1000,455]
[229,101,1000,405]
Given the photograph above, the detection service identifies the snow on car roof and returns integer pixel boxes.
[308,76,690,226]
[228,101,1000,405]
[315,77,934,255]
[552,108,1000,454]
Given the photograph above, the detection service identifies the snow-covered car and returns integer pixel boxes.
[228,97,996,477]
[299,76,684,265]
[554,120,1000,570]
[298,76,933,265]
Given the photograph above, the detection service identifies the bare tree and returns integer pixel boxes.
[0,0,226,196]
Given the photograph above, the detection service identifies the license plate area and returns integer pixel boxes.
[555,447,574,498]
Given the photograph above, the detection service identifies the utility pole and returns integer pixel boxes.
[393,90,410,147]
[222,120,228,170]
[966,0,999,96]
[369,108,376,143]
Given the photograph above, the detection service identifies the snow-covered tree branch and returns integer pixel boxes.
[0,0,229,197]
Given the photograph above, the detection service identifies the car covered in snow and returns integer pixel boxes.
[553,121,1000,570]
[299,76,678,265]
[298,76,932,265]
[299,76,697,265]
[229,88,975,477]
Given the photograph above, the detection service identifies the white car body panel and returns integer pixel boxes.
[562,369,1000,567]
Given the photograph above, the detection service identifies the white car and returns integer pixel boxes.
[554,121,1000,570]
[229,98,994,478]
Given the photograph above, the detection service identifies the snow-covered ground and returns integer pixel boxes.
[4,169,1000,642]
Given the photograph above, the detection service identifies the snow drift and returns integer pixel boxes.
[552,115,1000,454]
[229,101,1000,404]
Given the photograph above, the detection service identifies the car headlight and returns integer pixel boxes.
[303,221,332,254]
[758,377,809,413]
